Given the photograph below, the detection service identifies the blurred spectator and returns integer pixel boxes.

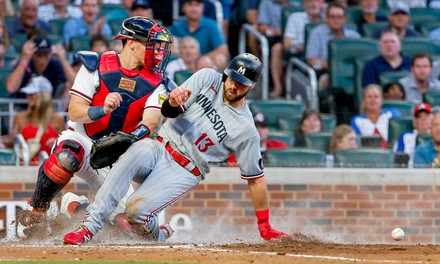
[306,3,360,90]
[90,34,110,53]
[12,76,66,165]
[7,0,52,37]
[63,0,112,49]
[283,0,324,58]
[387,0,426,8]
[245,0,260,56]
[294,109,325,147]
[0,0,15,17]
[429,0,440,8]
[38,0,82,22]
[169,0,229,70]
[166,36,200,80]
[351,84,401,148]
[362,30,411,87]
[394,102,433,166]
[374,2,422,39]
[428,25,440,43]
[110,40,123,53]
[106,0,134,21]
[383,81,405,100]
[219,0,233,39]
[130,0,154,18]
[0,17,13,53]
[228,112,288,166]
[355,0,387,36]
[327,124,358,166]
[51,43,77,105]
[196,55,217,71]
[257,0,290,98]
[6,35,67,101]
[398,53,440,104]
[414,111,440,168]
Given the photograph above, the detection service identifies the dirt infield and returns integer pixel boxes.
[1,233,439,263]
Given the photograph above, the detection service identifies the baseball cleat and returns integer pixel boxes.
[63,225,93,245]
[60,192,90,219]
[16,209,44,239]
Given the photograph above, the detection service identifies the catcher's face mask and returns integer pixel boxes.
[143,24,173,75]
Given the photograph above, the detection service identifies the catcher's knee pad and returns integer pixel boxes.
[45,140,85,185]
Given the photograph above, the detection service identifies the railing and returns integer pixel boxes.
[238,23,270,100]
[285,57,319,110]
[0,98,69,134]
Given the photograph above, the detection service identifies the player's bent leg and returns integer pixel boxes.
[128,215,174,242]
[18,140,85,239]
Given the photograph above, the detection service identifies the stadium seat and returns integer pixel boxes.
[69,35,92,52]
[249,100,305,130]
[334,148,395,168]
[401,38,440,58]
[409,8,440,32]
[304,132,332,153]
[173,70,194,86]
[98,3,123,17]
[268,131,294,147]
[346,7,389,27]
[362,22,387,38]
[4,53,19,66]
[277,113,336,132]
[388,116,414,149]
[265,148,326,167]
[47,34,64,46]
[108,18,125,35]
[49,19,68,36]
[379,71,410,87]
[354,56,377,111]
[0,149,17,165]
[281,6,304,34]
[0,67,13,98]
[328,38,379,94]
[423,91,440,107]
[277,115,301,132]
[10,34,28,53]
[416,133,431,146]
[321,113,337,131]
[382,100,414,116]
[420,22,440,37]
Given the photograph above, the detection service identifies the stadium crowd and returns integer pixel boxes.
[1,0,440,168]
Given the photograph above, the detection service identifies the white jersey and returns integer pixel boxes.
[68,65,166,138]
[158,68,264,179]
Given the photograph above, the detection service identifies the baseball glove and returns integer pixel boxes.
[90,131,137,169]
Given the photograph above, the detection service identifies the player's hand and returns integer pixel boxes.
[103,92,122,114]
[21,40,37,62]
[168,87,191,107]
[258,221,291,240]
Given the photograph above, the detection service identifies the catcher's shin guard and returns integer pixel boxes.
[31,140,85,212]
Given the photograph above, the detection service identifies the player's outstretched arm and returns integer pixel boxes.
[247,177,291,240]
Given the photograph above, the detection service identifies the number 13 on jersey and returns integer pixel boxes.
[194,133,214,152]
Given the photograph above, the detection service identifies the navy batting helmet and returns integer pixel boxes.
[224,53,262,86]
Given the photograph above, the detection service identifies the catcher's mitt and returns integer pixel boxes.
[90,131,137,169]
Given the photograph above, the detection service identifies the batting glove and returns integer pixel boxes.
[256,209,291,241]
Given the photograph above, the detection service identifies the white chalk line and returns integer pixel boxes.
[0,244,424,263]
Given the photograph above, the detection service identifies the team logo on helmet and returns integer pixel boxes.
[237,65,246,75]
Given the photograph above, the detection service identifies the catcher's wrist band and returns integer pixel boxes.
[161,99,182,118]
[130,124,150,140]
[88,106,106,121]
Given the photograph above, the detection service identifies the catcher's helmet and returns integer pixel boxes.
[114,16,173,75]
[224,53,262,86]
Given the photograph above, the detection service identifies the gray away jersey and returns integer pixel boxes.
[158,68,264,179]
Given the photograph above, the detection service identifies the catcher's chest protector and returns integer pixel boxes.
[84,51,162,140]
